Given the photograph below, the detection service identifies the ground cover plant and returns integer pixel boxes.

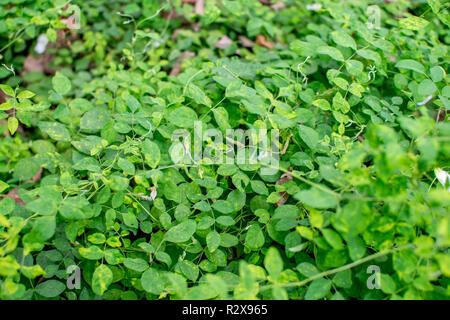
[0,0,449,300]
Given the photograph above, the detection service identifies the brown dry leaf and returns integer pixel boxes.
[194,0,205,16]
[281,134,293,155]
[255,35,274,49]
[22,54,48,74]
[214,35,233,49]
[271,2,286,11]
[170,51,195,76]
[0,188,26,205]
[55,28,72,47]
[171,28,183,41]
[238,35,254,48]
[60,14,77,30]
[0,167,42,205]
[258,0,271,5]
[274,171,293,207]
[435,108,448,122]
[22,29,69,76]
[26,167,43,184]
[192,22,202,32]
[274,192,289,207]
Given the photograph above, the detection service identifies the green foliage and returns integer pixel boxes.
[0,0,449,301]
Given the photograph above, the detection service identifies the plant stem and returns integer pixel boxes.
[259,243,415,291]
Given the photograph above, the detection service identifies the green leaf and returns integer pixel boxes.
[104,249,124,265]
[167,107,198,128]
[346,236,366,261]
[242,99,267,116]
[46,28,56,42]
[304,278,331,300]
[142,139,161,169]
[212,200,234,214]
[298,125,319,150]
[0,198,15,215]
[250,180,268,195]
[430,66,445,82]
[17,90,35,100]
[38,121,71,142]
[124,258,149,272]
[0,85,14,96]
[294,186,339,209]
[264,247,283,280]
[79,246,103,260]
[331,30,357,50]
[212,107,231,132]
[59,196,89,220]
[393,250,418,276]
[312,99,331,111]
[35,280,65,298]
[332,269,352,288]
[322,228,345,250]
[0,180,9,193]
[155,251,172,267]
[418,79,437,96]
[216,216,235,226]
[186,83,212,107]
[88,233,106,244]
[0,102,13,111]
[179,260,199,281]
[8,117,19,135]
[245,225,265,250]
[395,59,426,75]
[52,72,71,96]
[427,0,440,13]
[80,108,111,133]
[13,157,40,181]
[316,46,344,61]
[121,211,138,228]
[220,233,238,247]
[309,209,323,229]
[127,95,141,113]
[92,264,113,296]
[380,273,396,294]
[296,262,319,277]
[29,216,56,242]
[206,230,221,252]
[141,268,164,294]
[164,220,197,243]
[356,49,381,65]
[0,255,20,276]
[399,16,429,30]
[118,158,135,175]
[21,265,45,279]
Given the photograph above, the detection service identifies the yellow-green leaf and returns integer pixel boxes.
[92,264,113,295]
[8,117,18,135]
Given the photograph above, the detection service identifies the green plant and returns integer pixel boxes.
[0,0,448,300]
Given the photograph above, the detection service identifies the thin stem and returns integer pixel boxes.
[265,165,341,198]
[260,243,415,291]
